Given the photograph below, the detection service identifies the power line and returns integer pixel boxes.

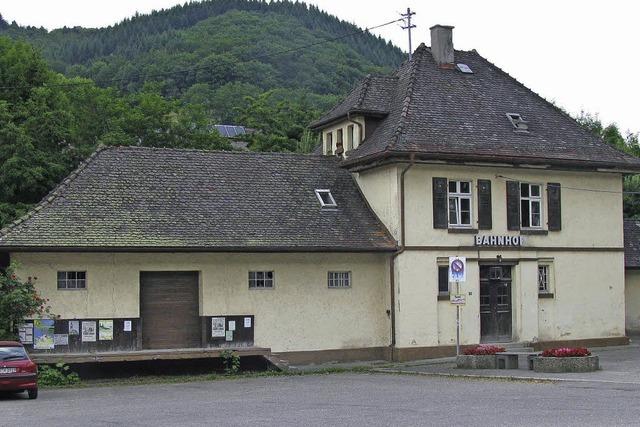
[496,174,640,195]
[0,17,404,92]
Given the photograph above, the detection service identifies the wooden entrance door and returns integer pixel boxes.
[140,271,201,349]
[480,265,512,342]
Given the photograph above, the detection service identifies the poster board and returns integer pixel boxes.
[82,321,97,342]
[99,320,113,340]
[33,319,55,350]
[19,323,34,344]
[211,317,225,338]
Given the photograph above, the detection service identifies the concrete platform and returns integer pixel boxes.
[31,347,271,364]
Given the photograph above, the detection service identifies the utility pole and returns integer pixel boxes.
[400,7,416,60]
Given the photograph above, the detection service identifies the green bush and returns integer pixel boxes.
[220,349,240,375]
[38,363,80,386]
[0,265,53,340]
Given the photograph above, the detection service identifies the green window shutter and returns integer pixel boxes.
[432,177,448,229]
[506,181,520,231]
[477,179,492,230]
[547,183,562,231]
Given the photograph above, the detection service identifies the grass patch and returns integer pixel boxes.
[41,366,374,390]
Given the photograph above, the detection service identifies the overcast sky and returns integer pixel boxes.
[2,0,638,134]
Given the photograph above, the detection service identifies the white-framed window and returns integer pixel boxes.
[315,189,337,208]
[328,271,351,288]
[520,183,542,228]
[57,271,87,290]
[538,264,553,294]
[448,180,472,227]
[346,125,354,151]
[325,132,333,155]
[249,271,274,289]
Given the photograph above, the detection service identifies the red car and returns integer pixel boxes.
[0,341,38,399]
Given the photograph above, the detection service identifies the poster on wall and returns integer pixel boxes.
[123,320,132,332]
[54,334,69,346]
[33,319,55,350]
[19,323,34,344]
[211,317,225,338]
[225,330,233,341]
[99,320,113,340]
[228,321,236,331]
[244,317,252,328]
[68,321,80,335]
[82,321,96,342]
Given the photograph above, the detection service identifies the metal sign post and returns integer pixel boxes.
[456,280,460,356]
[449,256,467,356]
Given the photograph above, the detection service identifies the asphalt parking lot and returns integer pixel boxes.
[2,372,640,427]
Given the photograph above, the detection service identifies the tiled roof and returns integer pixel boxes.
[309,75,398,128]
[624,219,640,268]
[0,147,396,252]
[314,44,640,171]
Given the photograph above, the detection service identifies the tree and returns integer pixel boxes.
[0,37,232,228]
[0,266,51,340]
[576,111,640,218]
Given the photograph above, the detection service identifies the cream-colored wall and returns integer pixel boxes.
[12,252,390,353]
[356,163,624,248]
[355,162,625,347]
[625,270,640,333]
[396,249,625,348]
[355,165,401,240]
[322,116,365,156]
[401,164,624,248]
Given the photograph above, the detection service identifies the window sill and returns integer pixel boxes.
[447,228,478,234]
[437,294,450,301]
[538,292,554,299]
[520,229,548,236]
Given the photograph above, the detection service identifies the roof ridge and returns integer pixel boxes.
[0,145,109,239]
[355,75,372,108]
[388,44,423,149]
[107,145,329,158]
[470,50,637,162]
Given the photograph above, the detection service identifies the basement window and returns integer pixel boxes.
[315,189,337,208]
[506,113,529,133]
[57,271,87,290]
[328,271,351,288]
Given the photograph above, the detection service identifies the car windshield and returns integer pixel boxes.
[0,346,28,361]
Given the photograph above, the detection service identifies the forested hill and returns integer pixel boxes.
[0,0,405,120]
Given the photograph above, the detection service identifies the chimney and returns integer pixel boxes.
[430,25,455,67]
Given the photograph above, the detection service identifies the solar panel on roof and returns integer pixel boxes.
[456,63,473,74]
[214,125,247,138]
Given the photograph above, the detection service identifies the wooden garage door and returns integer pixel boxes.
[140,271,201,349]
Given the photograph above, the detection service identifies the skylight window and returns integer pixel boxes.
[506,113,529,133]
[315,189,337,208]
[456,63,473,74]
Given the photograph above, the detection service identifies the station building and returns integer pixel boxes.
[1,26,638,363]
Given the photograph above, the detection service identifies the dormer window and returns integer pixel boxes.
[506,113,529,133]
[325,132,333,155]
[315,189,337,208]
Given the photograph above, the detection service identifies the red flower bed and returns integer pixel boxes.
[541,347,591,358]
[463,345,506,355]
